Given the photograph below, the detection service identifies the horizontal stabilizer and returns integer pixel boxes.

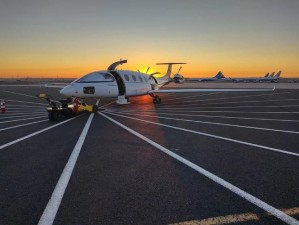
[156,63,187,65]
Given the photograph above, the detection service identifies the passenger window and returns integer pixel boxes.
[132,75,137,82]
[124,74,130,81]
[138,76,143,82]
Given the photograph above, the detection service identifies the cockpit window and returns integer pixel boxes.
[75,72,115,83]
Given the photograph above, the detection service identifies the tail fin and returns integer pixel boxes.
[274,70,281,78]
[269,72,275,77]
[156,62,187,83]
[214,71,225,79]
[264,73,270,77]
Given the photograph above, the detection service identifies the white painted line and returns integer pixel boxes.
[152,105,299,110]
[1,110,45,113]
[6,99,48,105]
[6,104,45,108]
[106,112,299,157]
[38,113,94,225]
[4,108,45,111]
[199,98,299,106]
[105,109,299,114]
[0,90,38,98]
[170,91,291,104]
[118,111,299,134]
[99,100,116,108]
[134,112,299,123]
[0,84,43,87]
[146,112,299,122]
[0,112,46,116]
[100,112,299,225]
[162,91,287,104]
[0,116,80,150]
[164,98,299,107]
[154,104,299,110]
[0,115,47,124]
[166,92,220,101]
[0,119,49,132]
[0,113,46,120]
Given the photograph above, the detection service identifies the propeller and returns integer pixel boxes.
[177,66,182,74]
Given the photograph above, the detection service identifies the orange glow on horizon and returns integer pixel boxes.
[1,1,298,79]
[0,56,298,78]
[0,65,299,79]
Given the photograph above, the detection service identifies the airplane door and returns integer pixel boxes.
[110,71,126,96]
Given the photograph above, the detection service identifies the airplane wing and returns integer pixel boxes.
[148,87,275,94]
[44,83,69,89]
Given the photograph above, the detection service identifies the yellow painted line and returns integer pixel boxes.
[283,207,299,216]
[170,207,299,225]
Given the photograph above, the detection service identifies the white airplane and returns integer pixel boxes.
[231,71,281,83]
[58,60,274,111]
[265,71,281,82]
[184,71,228,82]
[172,65,186,83]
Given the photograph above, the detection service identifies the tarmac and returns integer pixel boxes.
[0,82,299,225]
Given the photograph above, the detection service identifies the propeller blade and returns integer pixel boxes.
[178,66,182,74]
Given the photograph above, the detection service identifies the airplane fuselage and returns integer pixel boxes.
[60,70,158,98]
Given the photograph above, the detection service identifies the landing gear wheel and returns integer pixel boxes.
[92,105,98,113]
[153,95,161,104]
[48,111,58,121]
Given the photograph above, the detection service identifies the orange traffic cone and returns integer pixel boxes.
[1,99,6,113]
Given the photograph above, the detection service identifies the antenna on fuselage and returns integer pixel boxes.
[146,67,150,74]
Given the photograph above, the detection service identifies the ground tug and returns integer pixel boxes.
[39,94,97,121]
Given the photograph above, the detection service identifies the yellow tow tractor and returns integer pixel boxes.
[39,94,96,121]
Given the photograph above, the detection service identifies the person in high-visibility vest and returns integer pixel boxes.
[1,99,6,113]
[73,97,79,113]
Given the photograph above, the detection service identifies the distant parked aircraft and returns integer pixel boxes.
[172,66,186,83]
[185,71,229,82]
[231,71,281,83]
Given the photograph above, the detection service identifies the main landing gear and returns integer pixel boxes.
[152,95,161,104]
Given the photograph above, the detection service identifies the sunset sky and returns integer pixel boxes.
[0,0,298,78]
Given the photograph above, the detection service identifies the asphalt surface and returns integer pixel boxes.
[0,83,299,225]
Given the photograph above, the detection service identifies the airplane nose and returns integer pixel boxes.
[60,85,71,96]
